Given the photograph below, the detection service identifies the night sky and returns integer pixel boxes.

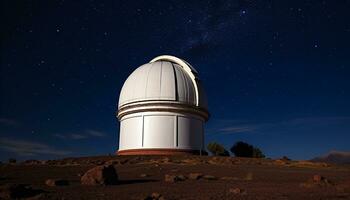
[1,0,350,161]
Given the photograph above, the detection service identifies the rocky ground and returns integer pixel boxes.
[1,155,350,199]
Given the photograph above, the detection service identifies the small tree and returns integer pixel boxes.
[230,141,265,158]
[207,142,230,156]
[252,147,265,158]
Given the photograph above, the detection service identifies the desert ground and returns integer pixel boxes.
[1,155,350,200]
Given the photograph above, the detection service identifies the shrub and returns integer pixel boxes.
[207,142,230,156]
[8,158,17,164]
[230,141,265,158]
[252,147,265,158]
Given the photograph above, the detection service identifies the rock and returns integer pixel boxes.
[45,179,69,186]
[300,175,332,188]
[310,174,331,185]
[274,159,287,165]
[164,174,186,183]
[177,175,186,180]
[181,158,201,165]
[144,192,165,200]
[81,164,118,185]
[188,173,203,180]
[229,187,246,195]
[202,175,217,180]
[23,160,42,165]
[0,184,43,199]
[140,173,149,178]
[244,172,253,181]
[161,157,171,163]
[312,175,331,185]
[221,176,239,180]
[313,174,323,182]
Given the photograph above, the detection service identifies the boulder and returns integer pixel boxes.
[143,192,165,200]
[188,173,203,180]
[164,174,186,183]
[300,175,332,188]
[221,176,239,180]
[244,172,253,181]
[140,173,149,178]
[229,187,246,195]
[313,174,323,182]
[312,175,331,185]
[23,160,42,165]
[202,175,217,180]
[45,179,69,186]
[81,164,118,185]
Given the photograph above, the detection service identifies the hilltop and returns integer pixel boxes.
[1,155,349,199]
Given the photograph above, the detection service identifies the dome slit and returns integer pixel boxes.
[171,62,179,101]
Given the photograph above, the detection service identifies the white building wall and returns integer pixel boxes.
[119,115,143,150]
[118,111,204,151]
[143,115,174,148]
[177,116,203,149]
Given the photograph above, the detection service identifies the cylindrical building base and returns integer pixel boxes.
[117,148,207,155]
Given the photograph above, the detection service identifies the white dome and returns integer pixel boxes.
[118,55,208,110]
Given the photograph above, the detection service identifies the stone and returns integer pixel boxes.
[300,175,332,188]
[229,187,245,195]
[181,158,201,165]
[45,179,69,186]
[313,174,323,182]
[164,174,186,183]
[144,192,165,200]
[140,173,149,178]
[161,157,171,163]
[244,172,253,181]
[221,176,239,180]
[202,175,217,180]
[188,173,203,180]
[23,160,42,165]
[177,175,187,181]
[311,174,331,185]
[81,164,118,185]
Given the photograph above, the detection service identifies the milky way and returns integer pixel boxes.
[1,0,350,160]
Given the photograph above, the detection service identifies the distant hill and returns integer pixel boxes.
[311,150,350,164]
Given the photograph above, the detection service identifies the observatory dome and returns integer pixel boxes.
[118,56,208,110]
[117,55,209,155]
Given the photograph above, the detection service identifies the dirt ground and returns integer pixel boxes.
[1,155,349,200]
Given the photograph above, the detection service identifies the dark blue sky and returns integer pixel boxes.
[1,0,349,161]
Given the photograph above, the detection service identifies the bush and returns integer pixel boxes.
[230,141,265,158]
[252,147,265,158]
[207,142,230,156]
[8,158,17,164]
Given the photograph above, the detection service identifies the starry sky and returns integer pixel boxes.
[1,0,350,161]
